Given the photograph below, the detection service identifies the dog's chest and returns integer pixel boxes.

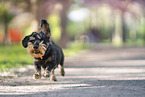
[34,57,52,67]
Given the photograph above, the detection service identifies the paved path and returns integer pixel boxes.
[0,46,145,97]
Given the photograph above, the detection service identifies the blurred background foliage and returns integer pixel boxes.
[0,0,145,74]
[0,0,145,46]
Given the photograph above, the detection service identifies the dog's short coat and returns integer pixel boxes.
[22,19,65,81]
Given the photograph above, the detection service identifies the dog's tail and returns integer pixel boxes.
[40,19,51,37]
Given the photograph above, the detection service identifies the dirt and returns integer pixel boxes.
[0,46,145,97]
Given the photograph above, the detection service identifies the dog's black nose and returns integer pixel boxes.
[33,45,38,50]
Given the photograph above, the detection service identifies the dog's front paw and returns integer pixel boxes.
[33,73,41,80]
[43,71,50,78]
[50,75,57,82]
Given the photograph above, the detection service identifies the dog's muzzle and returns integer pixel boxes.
[33,45,38,50]
[33,40,40,54]
[34,50,40,54]
[33,45,40,54]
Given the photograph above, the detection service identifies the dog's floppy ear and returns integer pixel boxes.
[22,36,30,48]
[40,19,51,37]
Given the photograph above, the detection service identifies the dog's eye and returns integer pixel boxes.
[37,35,41,39]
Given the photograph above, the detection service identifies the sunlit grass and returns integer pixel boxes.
[0,45,33,72]
[64,41,90,57]
[127,39,145,46]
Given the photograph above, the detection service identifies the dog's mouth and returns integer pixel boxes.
[29,48,42,55]
[34,50,40,54]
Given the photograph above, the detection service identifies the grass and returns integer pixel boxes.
[64,41,90,57]
[0,45,33,72]
[0,41,90,74]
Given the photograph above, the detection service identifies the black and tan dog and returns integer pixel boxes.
[22,19,65,81]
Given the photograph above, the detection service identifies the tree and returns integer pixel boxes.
[58,0,72,48]
[0,3,14,45]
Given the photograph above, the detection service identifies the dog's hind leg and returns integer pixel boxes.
[58,64,65,76]
[50,69,57,81]
[59,57,65,76]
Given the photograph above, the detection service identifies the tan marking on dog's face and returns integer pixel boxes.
[28,42,33,45]
[27,43,47,58]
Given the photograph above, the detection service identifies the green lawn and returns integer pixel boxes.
[0,42,89,73]
[0,45,33,72]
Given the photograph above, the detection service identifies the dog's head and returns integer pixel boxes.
[22,31,50,58]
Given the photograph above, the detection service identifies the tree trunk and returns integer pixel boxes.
[4,13,9,45]
[112,10,123,46]
[121,14,127,43]
[4,21,8,45]
[30,0,39,31]
[59,0,71,48]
